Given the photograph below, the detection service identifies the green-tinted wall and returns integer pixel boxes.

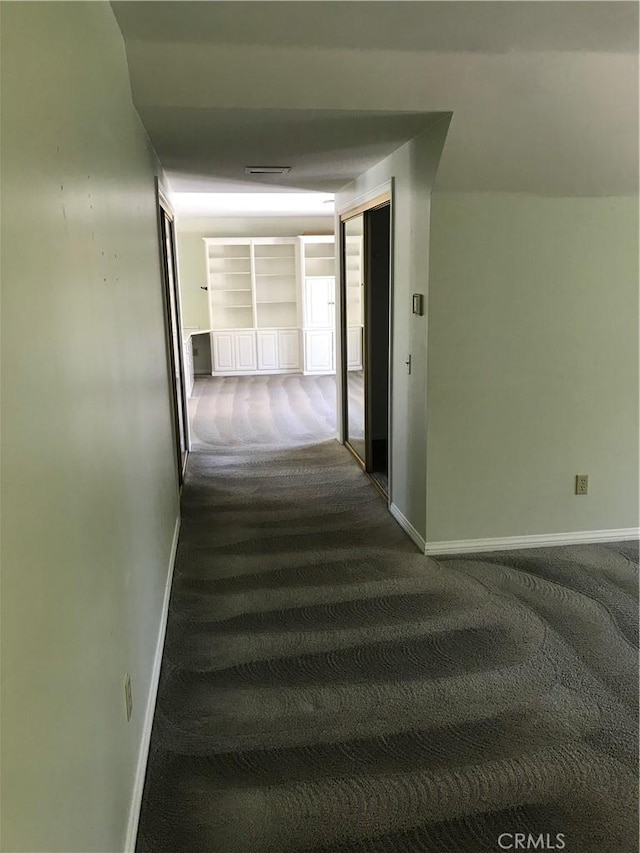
[1,3,180,851]
[426,193,639,543]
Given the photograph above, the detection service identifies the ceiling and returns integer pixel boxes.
[137,107,447,194]
[112,2,638,54]
[112,2,638,200]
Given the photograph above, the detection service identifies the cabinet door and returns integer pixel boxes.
[212,332,235,372]
[183,339,195,396]
[304,277,335,329]
[257,330,279,370]
[304,330,334,374]
[278,330,300,370]
[347,325,363,370]
[234,331,257,371]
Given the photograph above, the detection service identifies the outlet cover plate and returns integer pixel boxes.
[575,474,589,495]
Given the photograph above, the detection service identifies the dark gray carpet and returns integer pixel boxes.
[136,376,639,853]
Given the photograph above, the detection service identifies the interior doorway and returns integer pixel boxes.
[341,196,392,498]
[157,182,189,485]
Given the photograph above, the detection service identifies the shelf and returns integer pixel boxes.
[206,238,302,348]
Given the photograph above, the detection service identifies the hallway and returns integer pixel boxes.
[3,6,638,852]
[136,378,638,853]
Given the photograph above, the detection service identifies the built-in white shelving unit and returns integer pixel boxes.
[206,241,254,331]
[203,234,359,376]
[205,236,338,376]
[254,241,298,330]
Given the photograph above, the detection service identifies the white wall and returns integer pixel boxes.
[336,119,450,540]
[426,193,639,543]
[123,38,638,197]
[1,4,180,852]
[176,216,333,330]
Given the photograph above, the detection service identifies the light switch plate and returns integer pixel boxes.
[412,293,424,315]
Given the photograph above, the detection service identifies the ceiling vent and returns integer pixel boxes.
[245,166,291,175]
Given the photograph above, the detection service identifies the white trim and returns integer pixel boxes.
[389,502,426,552]
[424,527,640,556]
[386,177,395,508]
[335,180,393,217]
[213,369,310,377]
[125,514,181,853]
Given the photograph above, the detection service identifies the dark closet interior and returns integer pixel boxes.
[342,200,391,497]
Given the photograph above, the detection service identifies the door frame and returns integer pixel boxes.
[155,179,190,486]
[336,181,394,503]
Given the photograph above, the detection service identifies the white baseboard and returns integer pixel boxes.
[124,514,181,853]
[389,502,426,552]
[424,527,640,556]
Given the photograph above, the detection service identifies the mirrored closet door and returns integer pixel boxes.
[341,200,391,497]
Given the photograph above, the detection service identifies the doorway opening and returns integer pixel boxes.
[176,203,341,452]
[157,182,189,485]
[340,195,392,499]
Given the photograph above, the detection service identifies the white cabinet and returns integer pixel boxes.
[235,331,257,371]
[278,330,300,369]
[257,329,300,371]
[304,330,334,374]
[213,329,300,374]
[347,326,363,370]
[257,330,279,370]
[304,277,335,329]
[211,331,257,373]
[183,337,195,397]
[212,332,235,372]
[299,236,336,375]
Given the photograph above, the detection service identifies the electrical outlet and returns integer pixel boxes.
[575,474,589,495]
[124,673,132,721]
